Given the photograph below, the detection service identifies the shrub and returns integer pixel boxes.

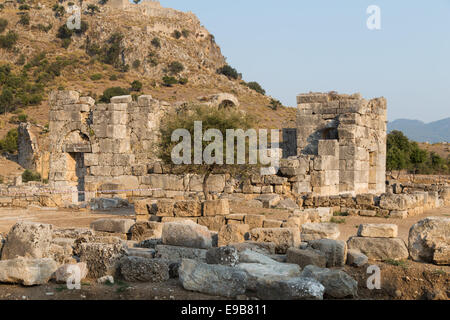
[52,4,65,18]
[151,37,161,48]
[61,38,71,48]
[16,54,26,66]
[0,31,18,49]
[130,80,142,92]
[269,99,282,110]
[0,18,8,33]
[181,29,190,38]
[162,76,178,87]
[245,81,266,95]
[109,74,118,81]
[87,4,100,15]
[178,77,188,85]
[57,24,73,39]
[19,4,30,10]
[168,61,184,74]
[22,169,41,183]
[0,128,18,153]
[74,20,88,35]
[132,59,141,69]
[90,73,102,81]
[172,30,181,39]
[217,65,239,80]
[99,87,129,103]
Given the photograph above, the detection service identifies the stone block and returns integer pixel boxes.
[357,224,398,238]
[251,228,301,254]
[202,199,230,216]
[318,140,339,157]
[218,224,250,247]
[174,200,202,217]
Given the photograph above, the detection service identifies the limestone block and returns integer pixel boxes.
[347,237,409,261]
[203,199,230,216]
[205,175,226,193]
[218,224,250,247]
[1,222,53,260]
[198,216,226,232]
[110,95,132,103]
[318,140,339,157]
[357,224,398,238]
[162,220,212,249]
[244,215,265,230]
[408,217,450,265]
[292,181,312,194]
[90,219,135,234]
[251,228,300,254]
[155,199,175,217]
[174,200,202,217]
[301,223,340,242]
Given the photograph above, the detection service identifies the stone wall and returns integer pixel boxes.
[294,92,387,196]
[48,91,167,205]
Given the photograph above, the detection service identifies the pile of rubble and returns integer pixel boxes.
[0,214,448,299]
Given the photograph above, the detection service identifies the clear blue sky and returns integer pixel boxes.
[161,0,450,123]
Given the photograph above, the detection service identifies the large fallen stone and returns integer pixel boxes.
[379,194,414,211]
[130,221,162,242]
[255,277,324,300]
[1,222,53,260]
[347,250,368,267]
[55,262,88,284]
[49,242,75,265]
[301,265,358,298]
[206,246,239,266]
[408,217,450,265]
[251,228,301,254]
[90,219,135,234]
[347,237,409,261]
[218,224,250,247]
[308,239,347,267]
[301,223,340,242]
[155,245,207,263]
[0,257,58,286]
[286,248,327,268]
[238,249,280,265]
[179,259,247,298]
[162,220,212,249]
[237,262,301,290]
[53,228,95,239]
[78,242,127,278]
[230,241,276,255]
[119,256,169,282]
[358,224,398,238]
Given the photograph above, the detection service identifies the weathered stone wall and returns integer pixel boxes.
[47,91,167,205]
[293,92,387,196]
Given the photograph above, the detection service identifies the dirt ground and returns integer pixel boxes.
[0,206,448,300]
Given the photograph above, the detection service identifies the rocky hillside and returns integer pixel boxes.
[0,0,297,142]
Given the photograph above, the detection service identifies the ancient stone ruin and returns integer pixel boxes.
[45,90,386,207]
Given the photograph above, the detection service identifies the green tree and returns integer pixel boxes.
[0,128,18,153]
[168,61,184,74]
[99,87,129,103]
[217,65,239,80]
[158,105,255,197]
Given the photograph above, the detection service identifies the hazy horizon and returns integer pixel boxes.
[161,0,450,123]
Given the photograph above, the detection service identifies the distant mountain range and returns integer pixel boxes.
[387,118,450,143]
